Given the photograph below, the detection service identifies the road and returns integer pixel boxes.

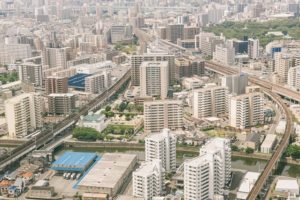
[0,69,131,172]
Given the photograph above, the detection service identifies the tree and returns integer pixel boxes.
[245,147,254,154]
[105,106,111,112]
[286,145,300,159]
[231,145,239,152]
[73,127,100,141]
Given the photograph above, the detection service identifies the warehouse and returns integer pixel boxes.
[51,152,97,173]
[261,134,277,154]
[78,153,137,197]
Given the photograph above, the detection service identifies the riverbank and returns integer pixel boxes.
[62,140,300,166]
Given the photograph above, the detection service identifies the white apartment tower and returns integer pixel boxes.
[213,44,235,65]
[140,61,169,99]
[5,93,42,138]
[288,66,300,90]
[229,92,264,129]
[145,128,176,172]
[131,53,175,86]
[192,85,228,119]
[248,38,260,59]
[85,71,112,94]
[274,53,295,84]
[133,160,165,200]
[184,138,231,200]
[144,100,183,133]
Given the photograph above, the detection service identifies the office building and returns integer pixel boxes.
[232,39,248,54]
[184,138,231,200]
[144,100,183,133]
[145,128,176,172]
[196,32,224,56]
[166,24,184,44]
[192,85,228,119]
[213,44,235,65]
[0,44,31,64]
[183,27,200,40]
[221,73,248,95]
[229,92,264,129]
[19,62,43,87]
[288,66,300,90]
[42,47,68,69]
[5,93,42,138]
[248,38,260,59]
[85,71,112,94]
[140,62,169,99]
[175,58,205,79]
[131,53,175,86]
[48,93,75,115]
[45,76,68,94]
[110,25,133,44]
[133,160,165,200]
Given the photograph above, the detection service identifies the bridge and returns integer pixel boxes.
[0,69,131,172]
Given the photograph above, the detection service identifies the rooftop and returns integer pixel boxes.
[78,153,137,189]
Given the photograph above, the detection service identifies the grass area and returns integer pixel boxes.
[0,72,18,84]
[203,18,300,47]
[204,129,237,138]
[114,43,137,54]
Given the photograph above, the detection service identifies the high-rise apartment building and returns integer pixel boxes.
[229,92,264,129]
[144,100,183,133]
[45,76,68,94]
[5,93,42,138]
[85,71,112,94]
[42,47,68,69]
[131,53,175,86]
[288,66,300,90]
[166,24,184,44]
[140,61,169,100]
[274,53,298,84]
[221,73,248,95]
[184,138,231,200]
[248,38,260,59]
[133,160,165,200]
[0,44,31,64]
[145,128,176,172]
[48,93,76,115]
[175,58,205,79]
[19,62,43,87]
[192,85,228,119]
[196,32,224,56]
[213,44,235,65]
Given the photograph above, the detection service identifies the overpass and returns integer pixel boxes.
[0,69,131,172]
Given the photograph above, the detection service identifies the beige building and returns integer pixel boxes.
[131,53,175,86]
[19,62,43,87]
[5,93,42,138]
[229,92,264,129]
[85,71,112,94]
[0,44,31,64]
[193,85,228,119]
[213,44,235,65]
[140,61,169,100]
[48,93,76,115]
[45,76,68,94]
[144,100,183,132]
[42,47,68,69]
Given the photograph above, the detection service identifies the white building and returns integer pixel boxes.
[145,128,176,172]
[5,93,42,138]
[43,47,68,69]
[72,61,114,74]
[213,44,235,65]
[140,61,169,100]
[192,85,228,119]
[248,38,260,59]
[275,179,300,196]
[261,134,277,154]
[229,92,264,129]
[144,100,183,133]
[274,53,297,84]
[85,71,112,94]
[184,138,231,200]
[237,172,260,200]
[288,66,300,90]
[182,76,203,90]
[77,112,107,132]
[133,160,165,200]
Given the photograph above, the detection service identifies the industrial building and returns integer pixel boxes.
[51,152,97,173]
[77,153,137,197]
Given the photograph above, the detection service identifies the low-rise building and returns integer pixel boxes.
[237,172,260,200]
[77,112,107,132]
[261,134,277,154]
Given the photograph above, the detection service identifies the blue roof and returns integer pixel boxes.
[51,152,97,172]
[68,73,91,89]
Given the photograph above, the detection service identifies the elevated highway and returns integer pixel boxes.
[0,69,131,172]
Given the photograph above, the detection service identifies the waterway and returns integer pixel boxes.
[54,146,300,178]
